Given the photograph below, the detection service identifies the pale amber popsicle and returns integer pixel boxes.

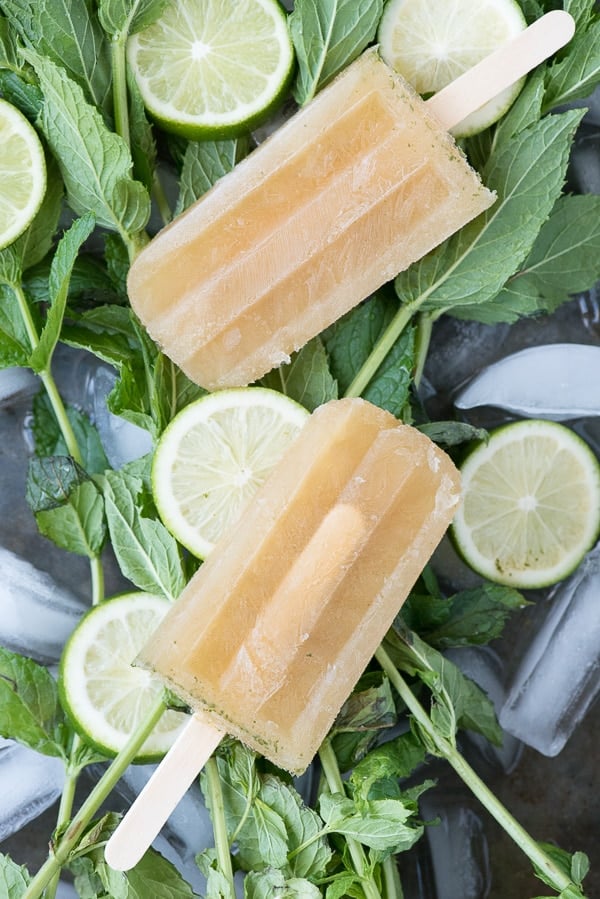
[138,398,461,773]
[128,49,495,391]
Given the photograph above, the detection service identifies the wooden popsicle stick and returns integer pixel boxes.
[426,10,575,131]
[104,713,224,872]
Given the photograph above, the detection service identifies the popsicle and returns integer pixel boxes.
[127,12,574,392]
[105,397,461,870]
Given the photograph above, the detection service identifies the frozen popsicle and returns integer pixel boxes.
[105,397,460,869]
[127,12,574,392]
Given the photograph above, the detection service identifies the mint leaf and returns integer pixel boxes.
[543,18,600,110]
[23,50,150,240]
[0,284,33,367]
[98,0,167,38]
[261,337,338,411]
[102,468,186,600]
[330,672,397,771]
[319,793,422,853]
[176,138,240,214]
[29,213,95,373]
[29,461,106,558]
[349,731,428,804]
[0,647,67,758]
[127,68,157,193]
[417,421,487,448]
[290,0,383,104]
[245,870,322,899]
[0,854,30,897]
[322,291,415,415]
[395,110,584,321]
[401,583,525,649]
[30,392,109,473]
[384,624,502,746]
[2,0,112,113]
[502,194,600,303]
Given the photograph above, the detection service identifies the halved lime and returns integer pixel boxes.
[60,593,189,761]
[152,387,309,559]
[452,420,600,589]
[127,0,295,139]
[377,0,527,137]
[0,99,46,250]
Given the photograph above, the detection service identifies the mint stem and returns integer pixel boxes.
[382,855,403,899]
[319,740,383,899]
[344,299,419,398]
[375,646,575,896]
[23,696,167,899]
[412,312,434,389]
[204,756,236,898]
[111,36,130,147]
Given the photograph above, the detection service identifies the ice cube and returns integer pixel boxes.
[0,547,85,663]
[445,646,523,774]
[454,343,600,420]
[0,741,65,841]
[84,366,153,469]
[420,792,491,899]
[0,367,38,408]
[500,542,600,756]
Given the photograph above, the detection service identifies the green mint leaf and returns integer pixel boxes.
[176,139,239,214]
[325,873,367,899]
[0,647,67,757]
[245,869,322,899]
[505,194,600,302]
[330,672,397,771]
[104,233,131,298]
[28,213,95,373]
[0,284,32,367]
[349,731,428,804]
[319,793,422,853]
[322,292,415,415]
[0,854,30,897]
[261,337,338,411]
[27,453,89,510]
[152,351,206,430]
[127,68,157,193]
[2,0,112,113]
[25,253,120,307]
[23,50,151,239]
[543,19,600,110]
[98,0,168,37]
[571,851,590,886]
[30,392,109,473]
[533,842,586,893]
[417,421,487,448]
[207,743,332,879]
[11,159,65,274]
[30,463,106,558]
[289,0,383,105]
[491,67,545,149]
[384,623,502,745]
[102,468,186,600]
[402,583,525,649]
[195,851,231,899]
[395,110,584,320]
[62,305,138,368]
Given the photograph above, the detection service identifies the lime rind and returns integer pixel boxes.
[127,0,295,139]
[152,387,309,560]
[377,0,527,137]
[59,592,189,762]
[451,419,600,589]
[0,99,47,250]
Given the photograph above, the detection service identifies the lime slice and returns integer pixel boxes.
[0,99,46,250]
[452,420,600,589]
[127,0,295,139]
[152,387,309,559]
[377,0,527,136]
[60,593,189,761]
